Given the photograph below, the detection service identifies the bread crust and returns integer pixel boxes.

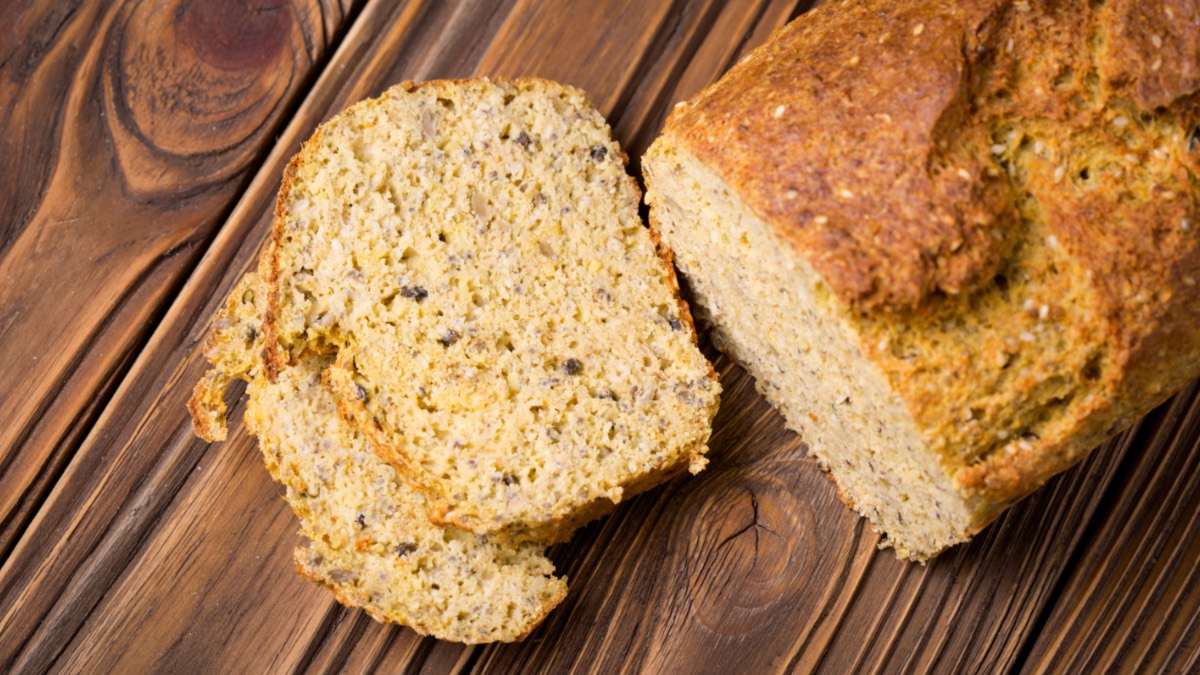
[664,1,1014,311]
[663,0,1200,316]
[261,131,314,384]
[1100,0,1200,110]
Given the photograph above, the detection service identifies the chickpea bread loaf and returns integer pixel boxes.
[263,78,719,545]
[644,0,1200,559]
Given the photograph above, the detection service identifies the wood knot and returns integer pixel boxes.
[682,461,817,635]
[102,0,307,198]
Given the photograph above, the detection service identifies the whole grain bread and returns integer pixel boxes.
[644,0,1200,559]
[262,78,719,545]
[190,272,566,643]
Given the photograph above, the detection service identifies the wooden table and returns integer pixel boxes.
[3,1,1199,672]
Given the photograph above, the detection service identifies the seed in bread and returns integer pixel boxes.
[263,78,720,545]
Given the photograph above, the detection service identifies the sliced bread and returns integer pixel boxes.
[262,78,720,544]
[190,272,566,643]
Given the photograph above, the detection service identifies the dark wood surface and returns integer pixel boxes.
[1,1,1198,672]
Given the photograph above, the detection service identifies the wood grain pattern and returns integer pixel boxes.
[0,0,358,670]
[1,0,1199,672]
[0,0,355,561]
[1022,383,1200,674]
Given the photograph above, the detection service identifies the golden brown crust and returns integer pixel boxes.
[262,128,318,384]
[321,359,426,494]
[187,371,229,442]
[664,1,1014,311]
[938,1,1200,504]
[1100,0,1200,110]
[663,0,1200,318]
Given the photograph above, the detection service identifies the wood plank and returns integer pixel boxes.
[3,0,1200,671]
[805,424,1145,674]
[0,0,377,670]
[299,612,418,674]
[473,0,682,115]
[1021,383,1200,673]
[11,3,806,667]
[49,424,343,674]
[0,0,356,562]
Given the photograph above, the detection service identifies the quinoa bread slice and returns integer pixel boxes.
[262,78,720,545]
[189,272,566,643]
[643,0,1200,560]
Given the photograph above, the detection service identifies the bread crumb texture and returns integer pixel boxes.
[266,78,718,544]
[190,271,566,642]
[646,0,1200,559]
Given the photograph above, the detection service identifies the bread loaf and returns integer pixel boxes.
[644,0,1200,559]
[262,78,719,545]
[190,272,566,643]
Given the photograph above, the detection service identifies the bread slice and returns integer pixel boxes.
[262,78,719,544]
[644,0,1200,559]
[190,272,566,643]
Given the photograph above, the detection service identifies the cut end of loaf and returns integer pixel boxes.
[645,143,978,561]
[645,0,1200,559]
